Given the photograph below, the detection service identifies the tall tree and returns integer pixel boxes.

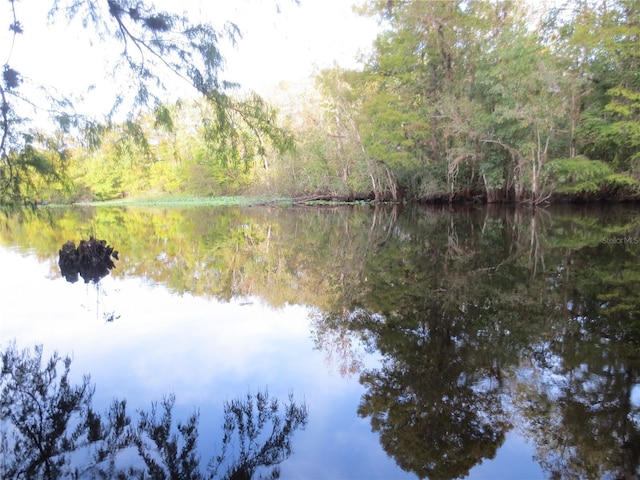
[473,12,567,203]
[355,0,474,200]
[593,0,640,176]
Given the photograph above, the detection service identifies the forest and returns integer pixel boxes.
[1,0,639,206]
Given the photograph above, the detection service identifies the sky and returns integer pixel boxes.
[1,0,380,118]
[213,0,380,92]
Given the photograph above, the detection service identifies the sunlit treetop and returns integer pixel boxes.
[0,0,296,205]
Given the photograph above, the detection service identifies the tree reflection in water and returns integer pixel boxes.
[310,206,640,479]
[0,343,308,479]
[322,303,511,479]
[3,204,640,477]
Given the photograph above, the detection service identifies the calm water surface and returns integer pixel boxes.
[1,204,640,479]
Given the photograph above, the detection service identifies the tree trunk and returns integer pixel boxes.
[483,173,502,203]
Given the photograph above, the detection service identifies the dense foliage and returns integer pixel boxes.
[1,0,291,206]
[282,0,639,203]
[2,0,639,204]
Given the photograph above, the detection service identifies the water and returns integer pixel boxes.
[1,204,639,479]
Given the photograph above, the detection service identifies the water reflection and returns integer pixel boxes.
[57,236,121,322]
[309,205,640,479]
[1,204,640,478]
[0,343,308,479]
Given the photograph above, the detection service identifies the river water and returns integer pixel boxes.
[1,204,639,479]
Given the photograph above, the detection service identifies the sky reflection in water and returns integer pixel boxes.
[0,243,544,479]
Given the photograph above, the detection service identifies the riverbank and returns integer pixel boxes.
[71,193,640,208]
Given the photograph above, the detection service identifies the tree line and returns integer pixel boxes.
[2,0,639,205]
[0,0,290,206]
[289,0,640,204]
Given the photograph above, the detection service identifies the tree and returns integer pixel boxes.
[354,0,470,201]
[296,68,390,200]
[1,0,293,205]
[473,17,568,204]
[540,0,640,200]
[67,98,293,201]
[558,0,639,172]
[336,0,640,203]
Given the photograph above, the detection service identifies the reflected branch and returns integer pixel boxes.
[0,343,308,479]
